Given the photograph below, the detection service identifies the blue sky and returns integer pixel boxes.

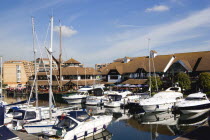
[0,0,210,66]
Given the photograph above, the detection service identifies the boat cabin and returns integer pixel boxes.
[108,95,122,102]
[185,93,208,101]
[13,110,36,120]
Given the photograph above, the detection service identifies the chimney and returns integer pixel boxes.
[150,50,157,58]
[123,56,130,63]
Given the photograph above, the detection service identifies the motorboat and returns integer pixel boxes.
[176,92,210,114]
[139,87,183,112]
[77,86,93,92]
[127,93,150,106]
[10,107,61,130]
[62,92,89,104]
[104,91,133,107]
[23,106,78,134]
[85,96,106,106]
[42,110,113,140]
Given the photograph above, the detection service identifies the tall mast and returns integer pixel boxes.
[148,38,151,97]
[31,17,38,108]
[59,20,62,90]
[85,67,86,86]
[0,56,2,102]
[49,16,53,119]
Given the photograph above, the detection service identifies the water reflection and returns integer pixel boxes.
[3,95,210,140]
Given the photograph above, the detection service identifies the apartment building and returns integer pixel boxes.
[3,60,34,88]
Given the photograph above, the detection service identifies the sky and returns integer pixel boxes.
[0,0,210,66]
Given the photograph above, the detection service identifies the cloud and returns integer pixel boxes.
[54,25,78,37]
[78,7,210,65]
[145,5,170,12]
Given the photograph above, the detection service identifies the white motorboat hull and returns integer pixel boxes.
[104,102,121,108]
[64,98,86,104]
[177,103,210,114]
[141,102,174,112]
[43,115,113,140]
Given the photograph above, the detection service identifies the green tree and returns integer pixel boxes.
[199,72,210,92]
[175,72,191,91]
[146,76,162,92]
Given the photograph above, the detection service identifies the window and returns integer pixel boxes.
[54,116,77,130]
[110,75,118,79]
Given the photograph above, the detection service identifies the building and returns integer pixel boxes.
[3,60,34,87]
[29,58,100,90]
[35,58,58,72]
[100,51,210,85]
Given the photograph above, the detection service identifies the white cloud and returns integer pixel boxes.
[79,7,210,65]
[54,25,78,37]
[145,5,170,12]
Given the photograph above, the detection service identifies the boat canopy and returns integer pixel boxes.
[187,92,207,98]
[68,111,90,122]
[13,110,36,120]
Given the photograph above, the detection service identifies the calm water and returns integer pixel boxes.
[3,94,208,140]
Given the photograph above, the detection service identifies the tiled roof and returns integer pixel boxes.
[196,51,210,71]
[64,58,80,64]
[53,67,97,75]
[102,51,210,75]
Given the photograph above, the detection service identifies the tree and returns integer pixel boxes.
[175,72,191,91]
[146,76,162,92]
[199,72,210,92]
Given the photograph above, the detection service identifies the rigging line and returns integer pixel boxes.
[24,74,36,120]
[35,32,49,83]
[152,57,158,92]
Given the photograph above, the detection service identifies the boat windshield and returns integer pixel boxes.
[185,97,206,101]
[68,111,90,122]
[13,110,36,120]
[54,116,77,130]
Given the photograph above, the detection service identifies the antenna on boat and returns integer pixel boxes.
[49,16,54,120]
[31,17,38,108]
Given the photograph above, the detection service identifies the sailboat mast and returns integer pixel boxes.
[49,16,54,119]
[0,56,2,102]
[148,38,151,97]
[59,20,62,90]
[31,17,38,108]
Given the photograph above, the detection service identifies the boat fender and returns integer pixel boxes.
[74,135,77,140]
[103,124,106,129]
[156,105,159,108]
[94,127,97,132]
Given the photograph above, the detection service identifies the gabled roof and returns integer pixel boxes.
[172,51,209,70]
[64,58,80,64]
